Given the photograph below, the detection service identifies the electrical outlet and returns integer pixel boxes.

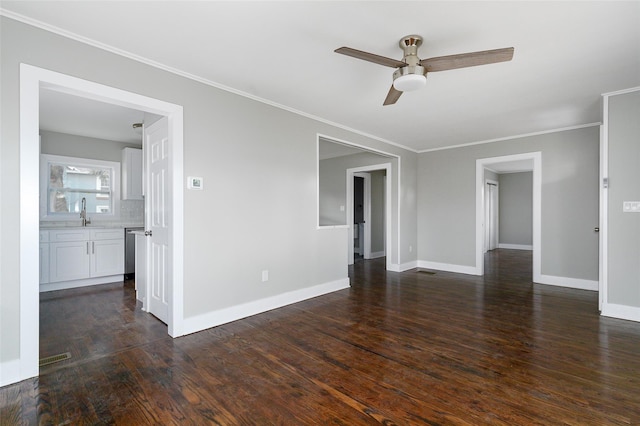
[261,270,269,282]
[409,245,413,253]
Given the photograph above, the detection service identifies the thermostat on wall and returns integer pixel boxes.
[187,176,203,190]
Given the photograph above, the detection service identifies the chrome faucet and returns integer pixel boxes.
[80,197,91,227]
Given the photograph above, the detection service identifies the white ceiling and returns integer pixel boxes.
[3,1,639,152]
[40,88,147,145]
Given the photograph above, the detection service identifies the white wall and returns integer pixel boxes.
[0,16,418,382]
[417,126,599,282]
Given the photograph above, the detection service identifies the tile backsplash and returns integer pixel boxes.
[120,200,144,222]
[40,200,144,228]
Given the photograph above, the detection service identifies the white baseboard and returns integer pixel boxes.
[417,260,480,276]
[182,278,350,336]
[0,359,21,387]
[601,303,640,323]
[535,274,598,291]
[498,243,533,250]
[388,261,417,272]
[368,251,386,259]
[40,275,124,292]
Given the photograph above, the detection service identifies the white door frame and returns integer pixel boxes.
[484,179,499,253]
[599,122,607,311]
[475,152,541,279]
[347,163,392,269]
[19,64,184,382]
[353,172,371,259]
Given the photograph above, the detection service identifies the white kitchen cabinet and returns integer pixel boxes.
[91,229,125,277]
[45,228,124,289]
[39,231,49,284]
[49,239,91,282]
[121,147,143,200]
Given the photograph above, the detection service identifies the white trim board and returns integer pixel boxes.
[498,244,533,251]
[182,278,350,335]
[416,260,479,276]
[40,275,124,293]
[601,303,640,323]
[535,275,598,291]
[420,123,600,153]
[388,261,418,273]
[0,359,21,388]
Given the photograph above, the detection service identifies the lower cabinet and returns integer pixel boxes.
[39,231,50,284]
[43,228,124,290]
[49,240,91,282]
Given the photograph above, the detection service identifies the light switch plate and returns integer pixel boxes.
[623,201,640,212]
[187,176,203,190]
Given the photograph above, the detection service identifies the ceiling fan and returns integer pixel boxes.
[335,35,514,106]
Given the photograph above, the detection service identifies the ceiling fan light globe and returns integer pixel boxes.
[393,74,426,92]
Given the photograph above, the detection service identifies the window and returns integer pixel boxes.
[40,154,120,221]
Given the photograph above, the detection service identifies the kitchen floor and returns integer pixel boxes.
[39,279,167,376]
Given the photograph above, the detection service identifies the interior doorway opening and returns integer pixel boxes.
[475,152,541,280]
[317,135,398,271]
[19,64,184,383]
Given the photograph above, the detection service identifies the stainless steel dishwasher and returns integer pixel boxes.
[124,227,143,279]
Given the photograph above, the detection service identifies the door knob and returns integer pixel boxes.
[594,227,599,232]
[144,230,153,236]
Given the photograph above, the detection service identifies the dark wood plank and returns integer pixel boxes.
[2,250,640,424]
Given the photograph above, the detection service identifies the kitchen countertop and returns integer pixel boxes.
[40,223,144,230]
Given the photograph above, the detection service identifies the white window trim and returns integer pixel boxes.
[40,153,121,222]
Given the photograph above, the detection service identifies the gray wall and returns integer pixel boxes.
[319,151,392,226]
[0,17,418,367]
[499,172,533,246]
[418,126,599,280]
[607,90,640,308]
[40,130,141,162]
[370,170,386,254]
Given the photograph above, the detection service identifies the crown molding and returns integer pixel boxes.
[0,9,417,154]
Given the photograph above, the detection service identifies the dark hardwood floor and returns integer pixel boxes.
[2,250,640,424]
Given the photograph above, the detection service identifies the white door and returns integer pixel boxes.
[484,181,499,252]
[144,117,171,324]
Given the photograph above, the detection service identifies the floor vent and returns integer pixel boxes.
[417,270,436,275]
[39,352,71,367]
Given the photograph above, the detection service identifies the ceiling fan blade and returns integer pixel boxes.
[335,47,406,68]
[420,47,514,72]
[383,85,403,106]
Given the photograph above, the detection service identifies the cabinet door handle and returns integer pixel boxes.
[87,242,89,254]
[92,241,95,254]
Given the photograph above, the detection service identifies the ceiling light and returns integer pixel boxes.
[393,66,426,92]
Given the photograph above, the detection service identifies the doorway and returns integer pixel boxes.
[475,152,541,280]
[347,164,391,268]
[19,64,184,382]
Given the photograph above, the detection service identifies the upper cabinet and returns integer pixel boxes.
[121,147,143,200]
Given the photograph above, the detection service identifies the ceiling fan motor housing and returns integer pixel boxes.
[393,35,427,91]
